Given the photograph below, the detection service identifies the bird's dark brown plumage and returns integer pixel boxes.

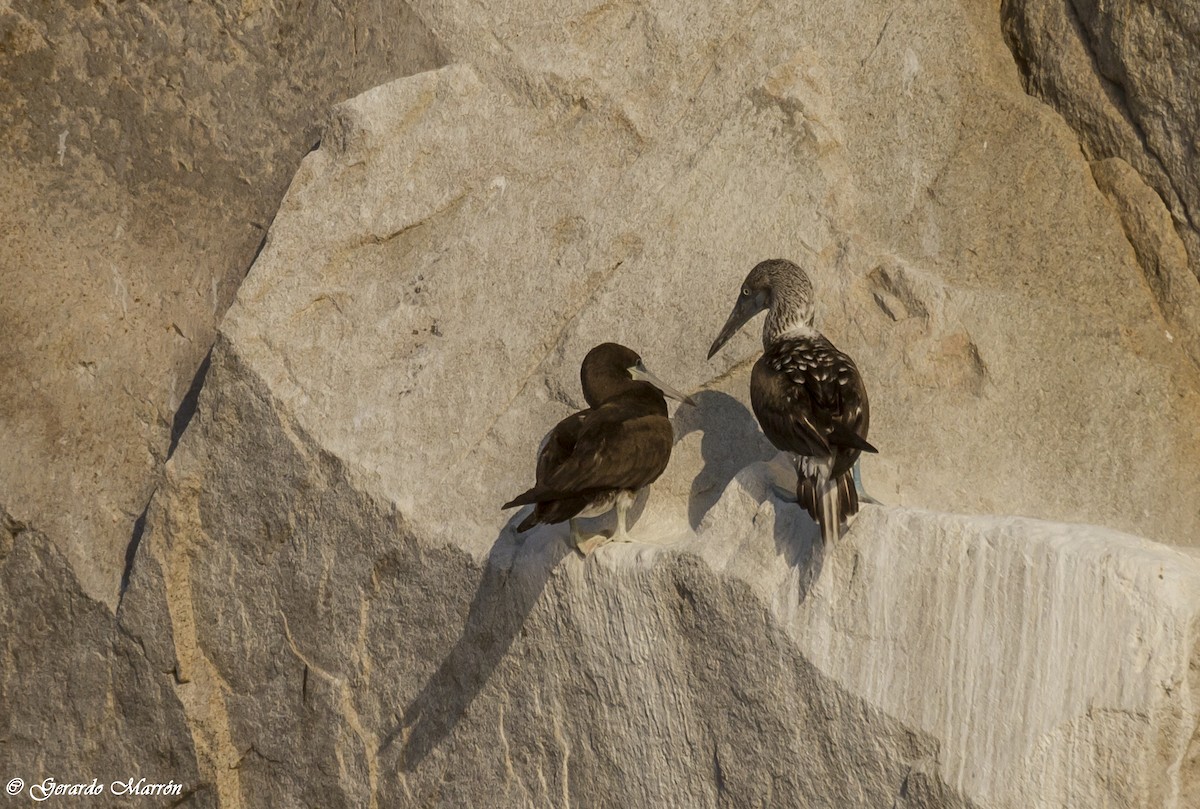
[751,335,875,535]
[503,343,691,552]
[708,258,876,546]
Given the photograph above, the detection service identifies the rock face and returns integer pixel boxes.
[208,0,1200,548]
[4,0,1200,807]
[0,512,210,806]
[116,20,1199,804]
[1002,0,1200,367]
[0,0,443,605]
[117,325,1200,807]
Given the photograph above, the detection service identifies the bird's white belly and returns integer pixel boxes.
[576,491,619,518]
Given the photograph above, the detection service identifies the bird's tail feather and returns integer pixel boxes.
[503,494,528,510]
[503,487,545,509]
[828,426,878,454]
[799,467,860,545]
[837,469,859,523]
[797,476,819,527]
[510,495,591,532]
[516,508,540,533]
[819,480,841,546]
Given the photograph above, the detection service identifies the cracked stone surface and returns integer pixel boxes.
[1089,156,1200,365]
[0,0,443,606]
[119,5,1200,799]
[0,511,212,806]
[117,330,1200,806]
[211,0,1200,549]
[1002,0,1200,367]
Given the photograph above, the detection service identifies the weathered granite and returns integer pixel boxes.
[1090,156,1200,364]
[1002,0,1200,367]
[117,317,1200,807]
[5,0,1200,805]
[224,4,1200,547]
[115,38,1200,805]
[0,510,212,806]
[0,0,443,605]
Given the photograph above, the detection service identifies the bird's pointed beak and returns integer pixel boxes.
[630,363,697,406]
[707,293,766,359]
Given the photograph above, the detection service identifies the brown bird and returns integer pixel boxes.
[504,343,694,555]
[708,259,876,545]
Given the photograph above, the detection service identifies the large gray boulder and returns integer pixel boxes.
[117,31,1200,804]
[122,331,1200,804]
[210,0,1200,548]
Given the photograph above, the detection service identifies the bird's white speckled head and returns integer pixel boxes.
[752,259,817,346]
[708,257,819,359]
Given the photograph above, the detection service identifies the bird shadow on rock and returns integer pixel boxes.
[380,520,572,771]
[678,389,826,602]
[673,389,776,530]
[763,477,826,604]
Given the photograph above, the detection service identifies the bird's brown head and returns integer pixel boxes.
[580,343,695,407]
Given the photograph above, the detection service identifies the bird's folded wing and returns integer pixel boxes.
[770,339,871,457]
[535,411,588,480]
[751,366,832,457]
[542,413,672,495]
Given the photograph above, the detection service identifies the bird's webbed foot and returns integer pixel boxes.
[570,518,610,557]
[574,533,611,557]
[761,453,799,502]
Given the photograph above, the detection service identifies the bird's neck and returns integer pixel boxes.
[581,367,630,407]
[599,382,668,416]
[763,304,817,347]
[584,373,668,415]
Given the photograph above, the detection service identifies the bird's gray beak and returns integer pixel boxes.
[630,362,697,406]
[707,292,767,359]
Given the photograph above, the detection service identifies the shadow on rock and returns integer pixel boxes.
[766,478,825,603]
[673,390,776,530]
[382,521,572,771]
[678,389,823,601]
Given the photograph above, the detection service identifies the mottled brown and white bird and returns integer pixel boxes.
[504,343,694,556]
[708,259,876,545]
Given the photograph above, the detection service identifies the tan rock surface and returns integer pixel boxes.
[115,29,1200,802]
[1002,0,1200,367]
[0,510,210,805]
[0,0,443,605]
[225,0,1200,547]
[120,331,1200,806]
[4,0,1200,805]
[1090,156,1200,364]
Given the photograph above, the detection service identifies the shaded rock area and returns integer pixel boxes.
[1002,0,1200,367]
[0,0,443,605]
[1089,156,1200,362]
[120,343,974,807]
[0,510,212,806]
[118,253,1200,805]
[3,0,1200,807]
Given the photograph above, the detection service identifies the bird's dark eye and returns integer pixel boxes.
[741,287,750,296]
